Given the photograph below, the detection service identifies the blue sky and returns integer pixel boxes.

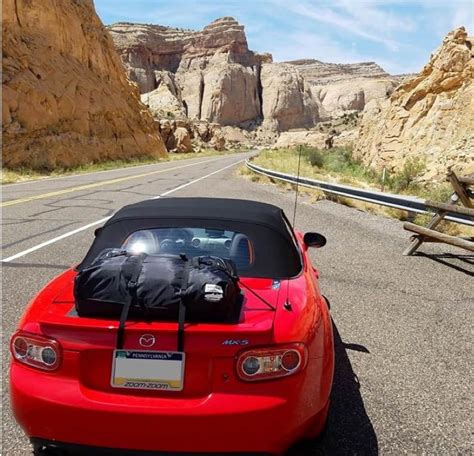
[95,0,474,74]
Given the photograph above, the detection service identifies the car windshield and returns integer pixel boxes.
[122,227,254,273]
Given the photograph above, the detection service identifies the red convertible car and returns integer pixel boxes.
[10,198,334,455]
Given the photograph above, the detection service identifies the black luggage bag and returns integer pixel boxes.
[74,249,242,323]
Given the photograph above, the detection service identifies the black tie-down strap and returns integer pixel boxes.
[116,254,146,350]
[116,253,189,352]
[177,254,190,352]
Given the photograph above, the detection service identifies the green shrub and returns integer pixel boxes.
[322,147,362,175]
[302,147,324,168]
[386,157,426,193]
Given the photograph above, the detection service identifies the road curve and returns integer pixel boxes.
[2,152,472,455]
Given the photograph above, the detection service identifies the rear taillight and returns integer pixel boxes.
[236,343,307,381]
[10,331,61,371]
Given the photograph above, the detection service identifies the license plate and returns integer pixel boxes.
[111,350,185,391]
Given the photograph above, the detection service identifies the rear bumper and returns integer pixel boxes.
[11,362,329,454]
[31,438,269,455]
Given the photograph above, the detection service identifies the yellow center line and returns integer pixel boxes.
[1,157,225,208]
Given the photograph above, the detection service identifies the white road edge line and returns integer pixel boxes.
[1,158,245,263]
[2,153,234,188]
[153,159,244,198]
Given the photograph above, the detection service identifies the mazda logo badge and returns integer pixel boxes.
[139,334,156,347]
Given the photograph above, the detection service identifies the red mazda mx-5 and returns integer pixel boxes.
[10,197,334,455]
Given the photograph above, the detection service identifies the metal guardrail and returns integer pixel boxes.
[245,160,474,226]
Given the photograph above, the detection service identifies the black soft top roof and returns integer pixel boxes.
[106,197,288,229]
[77,198,302,277]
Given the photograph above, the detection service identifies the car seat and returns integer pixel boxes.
[229,233,252,270]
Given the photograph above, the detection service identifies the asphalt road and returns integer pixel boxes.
[2,152,472,455]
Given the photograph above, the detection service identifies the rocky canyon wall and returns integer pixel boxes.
[286,59,400,117]
[260,63,319,131]
[108,18,320,131]
[2,0,166,169]
[355,27,474,181]
[109,18,402,133]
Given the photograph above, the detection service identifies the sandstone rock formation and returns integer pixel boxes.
[108,18,320,131]
[173,127,192,153]
[261,63,319,131]
[285,59,390,85]
[109,18,266,126]
[141,71,186,118]
[158,119,176,150]
[156,118,251,153]
[109,18,403,138]
[286,59,401,117]
[274,131,327,149]
[2,0,166,169]
[355,27,474,181]
[312,78,399,117]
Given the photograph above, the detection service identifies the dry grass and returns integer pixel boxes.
[1,149,229,185]
[245,147,473,237]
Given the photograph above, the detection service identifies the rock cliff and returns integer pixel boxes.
[2,0,166,169]
[260,63,319,131]
[354,27,474,181]
[285,59,390,85]
[109,18,402,132]
[108,18,320,131]
[311,78,399,117]
[110,18,266,92]
[286,59,400,117]
[109,18,265,125]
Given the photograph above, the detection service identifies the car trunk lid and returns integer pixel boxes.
[36,271,283,397]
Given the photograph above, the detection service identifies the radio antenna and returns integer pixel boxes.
[292,144,303,228]
[285,145,304,311]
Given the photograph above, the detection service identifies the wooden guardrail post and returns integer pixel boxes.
[404,223,474,252]
[447,171,473,208]
[403,171,474,256]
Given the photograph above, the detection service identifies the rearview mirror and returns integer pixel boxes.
[303,232,326,248]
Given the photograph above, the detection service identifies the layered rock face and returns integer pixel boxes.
[286,59,400,117]
[286,59,390,85]
[261,63,319,130]
[312,78,399,117]
[108,18,320,131]
[141,71,186,118]
[109,23,198,92]
[2,0,166,169]
[197,58,261,125]
[355,27,474,181]
[110,18,265,92]
[107,16,406,144]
